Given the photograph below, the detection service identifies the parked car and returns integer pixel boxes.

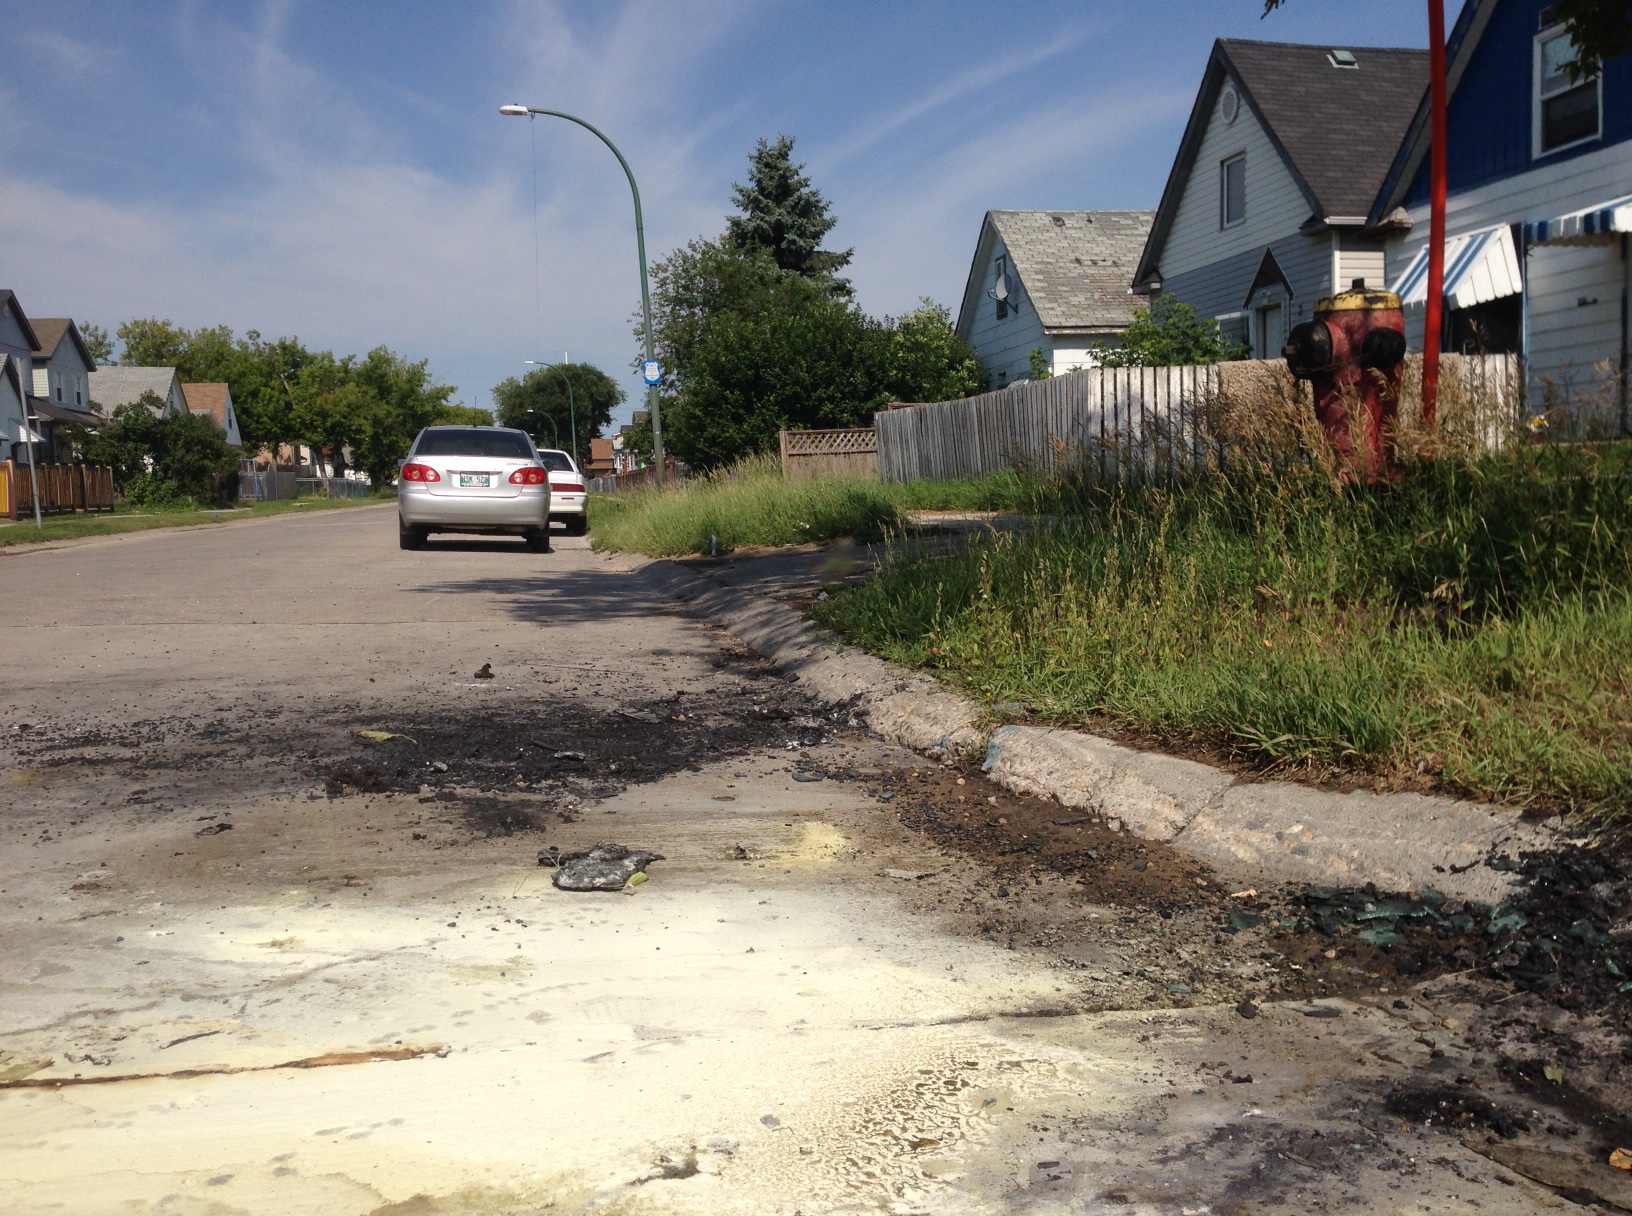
[537,449,588,536]
[396,425,552,551]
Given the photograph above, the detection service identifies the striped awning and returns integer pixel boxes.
[1523,194,1632,246]
[1391,223,1523,311]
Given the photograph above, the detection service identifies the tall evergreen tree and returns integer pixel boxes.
[725,135,852,279]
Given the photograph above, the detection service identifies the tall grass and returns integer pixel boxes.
[588,455,1033,556]
[815,432,1632,813]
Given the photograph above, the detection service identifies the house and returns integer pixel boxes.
[1131,40,1428,358]
[180,382,243,447]
[87,366,190,419]
[27,319,101,458]
[954,210,1156,386]
[0,292,41,461]
[1369,0,1631,428]
[30,319,95,413]
[0,296,98,462]
[586,436,615,478]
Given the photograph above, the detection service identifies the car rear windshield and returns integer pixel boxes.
[413,428,534,460]
[538,451,575,472]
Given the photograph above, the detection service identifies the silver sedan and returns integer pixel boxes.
[397,425,552,551]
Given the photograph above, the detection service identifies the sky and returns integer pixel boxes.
[1,0,1446,428]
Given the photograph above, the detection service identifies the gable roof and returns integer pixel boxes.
[181,382,232,427]
[1369,0,1498,222]
[956,210,1155,338]
[0,290,41,351]
[29,318,95,369]
[87,366,184,414]
[1135,39,1428,289]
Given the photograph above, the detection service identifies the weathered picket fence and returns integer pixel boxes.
[874,355,1522,485]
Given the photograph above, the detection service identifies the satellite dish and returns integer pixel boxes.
[1221,84,1240,125]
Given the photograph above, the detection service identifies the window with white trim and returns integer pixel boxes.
[1221,155,1246,227]
[1535,26,1600,156]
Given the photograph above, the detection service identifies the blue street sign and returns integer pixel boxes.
[642,359,662,385]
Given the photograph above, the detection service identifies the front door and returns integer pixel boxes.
[1256,304,1285,360]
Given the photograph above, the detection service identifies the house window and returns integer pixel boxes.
[994,255,1010,319]
[56,383,63,401]
[1221,155,1246,227]
[1535,26,1600,155]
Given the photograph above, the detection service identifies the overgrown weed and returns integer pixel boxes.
[815,365,1632,813]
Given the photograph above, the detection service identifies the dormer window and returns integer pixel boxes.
[1535,25,1600,155]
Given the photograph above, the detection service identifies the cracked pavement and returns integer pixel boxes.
[0,505,1622,1214]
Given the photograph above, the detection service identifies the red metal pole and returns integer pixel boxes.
[1422,0,1448,427]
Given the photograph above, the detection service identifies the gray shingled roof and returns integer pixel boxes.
[88,366,182,414]
[990,210,1154,330]
[1218,39,1428,220]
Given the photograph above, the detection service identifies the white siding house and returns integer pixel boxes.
[0,292,44,461]
[1133,40,1428,357]
[955,210,1155,388]
[1370,0,1632,429]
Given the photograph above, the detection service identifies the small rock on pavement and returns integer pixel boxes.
[1235,998,1259,1019]
[195,823,233,837]
[882,869,932,881]
[474,663,494,680]
[540,842,666,891]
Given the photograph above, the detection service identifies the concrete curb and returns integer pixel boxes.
[634,555,1551,903]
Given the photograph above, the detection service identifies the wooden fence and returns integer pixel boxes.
[874,355,1521,485]
[877,364,1217,484]
[1,461,115,519]
[778,427,878,481]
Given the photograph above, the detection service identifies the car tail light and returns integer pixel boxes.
[555,480,587,494]
[509,466,547,485]
[401,462,439,482]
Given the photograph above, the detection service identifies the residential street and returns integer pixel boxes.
[0,505,1613,1215]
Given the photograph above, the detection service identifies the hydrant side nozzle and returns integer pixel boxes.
[1283,319,1333,380]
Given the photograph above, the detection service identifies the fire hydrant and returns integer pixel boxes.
[1282,281,1408,479]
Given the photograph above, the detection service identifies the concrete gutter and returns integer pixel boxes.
[635,556,1554,903]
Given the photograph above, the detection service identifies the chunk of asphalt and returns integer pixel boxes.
[539,842,666,891]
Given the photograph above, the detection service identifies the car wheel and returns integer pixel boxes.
[399,522,427,550]
[524,527,552,553]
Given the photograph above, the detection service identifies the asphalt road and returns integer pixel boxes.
[0,505,1585,1214]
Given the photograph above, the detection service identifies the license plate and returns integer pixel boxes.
[459,473,491,487]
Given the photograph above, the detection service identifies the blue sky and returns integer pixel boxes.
[2,0,1444,427]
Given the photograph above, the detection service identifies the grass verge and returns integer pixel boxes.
[813,441,1632,814]
[588,455,1033,556]
[0,494,388,548]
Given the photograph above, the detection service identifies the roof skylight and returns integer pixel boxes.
[1328,49,1359,68]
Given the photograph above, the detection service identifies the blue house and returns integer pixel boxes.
[1370,0,1631,430]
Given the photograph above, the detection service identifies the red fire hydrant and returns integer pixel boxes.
[1283,281,1408,480]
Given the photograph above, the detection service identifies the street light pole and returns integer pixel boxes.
[500,104,664,480]
[522,358,578,467]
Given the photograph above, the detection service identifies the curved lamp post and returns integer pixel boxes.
[500,104,664,479]
[523,358,577,467]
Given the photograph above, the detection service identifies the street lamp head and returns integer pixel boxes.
[523,360,539,365]
[499,104,530,117]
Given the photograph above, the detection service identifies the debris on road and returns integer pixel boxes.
[539,842,666,891]
[195,823,233,837]
[356,730,416,744]
[882,868,932,880]
[475,663,495,680]
[792,771,823,783]
[616,709,660,723]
